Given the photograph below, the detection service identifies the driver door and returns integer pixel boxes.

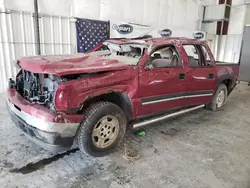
[137,44,188,116]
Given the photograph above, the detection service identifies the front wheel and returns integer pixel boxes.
[77,101,127,157]
[206,83,228,111]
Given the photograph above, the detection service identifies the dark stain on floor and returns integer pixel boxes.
[9,148,79,174]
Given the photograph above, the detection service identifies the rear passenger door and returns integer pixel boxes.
[182,44,216,106]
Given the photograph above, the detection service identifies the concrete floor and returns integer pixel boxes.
[1,83,250,188]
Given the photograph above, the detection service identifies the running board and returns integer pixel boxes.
[131,105,205,129]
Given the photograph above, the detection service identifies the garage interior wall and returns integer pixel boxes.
[203,0,247,63]
[218,0,246,63]
[0,0,216,93]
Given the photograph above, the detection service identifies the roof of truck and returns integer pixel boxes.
[106,37,205,46]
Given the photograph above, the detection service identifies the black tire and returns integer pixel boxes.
[206,83,228,111]
[77,101,127,157]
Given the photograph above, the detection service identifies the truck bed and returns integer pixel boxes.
[216,62,239,80]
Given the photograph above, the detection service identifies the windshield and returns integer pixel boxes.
[88,41,148,65]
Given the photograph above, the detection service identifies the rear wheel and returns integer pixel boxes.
[206,83,228,111]
[77,101,127,157]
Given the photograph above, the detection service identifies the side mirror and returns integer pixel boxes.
[145,64,154,70]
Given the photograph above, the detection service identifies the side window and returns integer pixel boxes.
[149,45,180,68]
[183,44,213,67]
[183,45,202,67]
[201,46,214,66]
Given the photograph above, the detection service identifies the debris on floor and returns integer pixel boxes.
[153,148,159,154]
[122,144,140,163]
[135,130,146,137]
[161,128,179,136]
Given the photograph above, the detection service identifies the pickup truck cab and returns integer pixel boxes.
[7,37,239,156]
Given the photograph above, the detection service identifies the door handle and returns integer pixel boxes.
[208,74,214,79]
[179,73,185,79]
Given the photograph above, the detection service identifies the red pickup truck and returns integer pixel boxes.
[7,37,239,156]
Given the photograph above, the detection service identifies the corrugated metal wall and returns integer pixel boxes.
[73,0,205,30]
[0,0,216,93]
[0,9,76,93]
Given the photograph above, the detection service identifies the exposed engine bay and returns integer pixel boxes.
[16,69,61,109]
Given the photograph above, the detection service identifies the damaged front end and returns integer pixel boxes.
[12,69,61,112]
[7,68,84,153]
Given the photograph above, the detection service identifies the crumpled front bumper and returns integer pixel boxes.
[7,89,84,153]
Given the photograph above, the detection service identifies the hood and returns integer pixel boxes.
[18,54,131,76]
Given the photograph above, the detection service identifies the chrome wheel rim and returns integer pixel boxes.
[92,115,119,149]
[216,90,225,108]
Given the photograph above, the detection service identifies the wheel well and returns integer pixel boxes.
[221,79,232,93]
[80,92,132,121]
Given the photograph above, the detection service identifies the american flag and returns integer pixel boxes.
[76,18,110,53]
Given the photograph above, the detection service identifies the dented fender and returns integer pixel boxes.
[54,66,139,111]
[78,85,130,108]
